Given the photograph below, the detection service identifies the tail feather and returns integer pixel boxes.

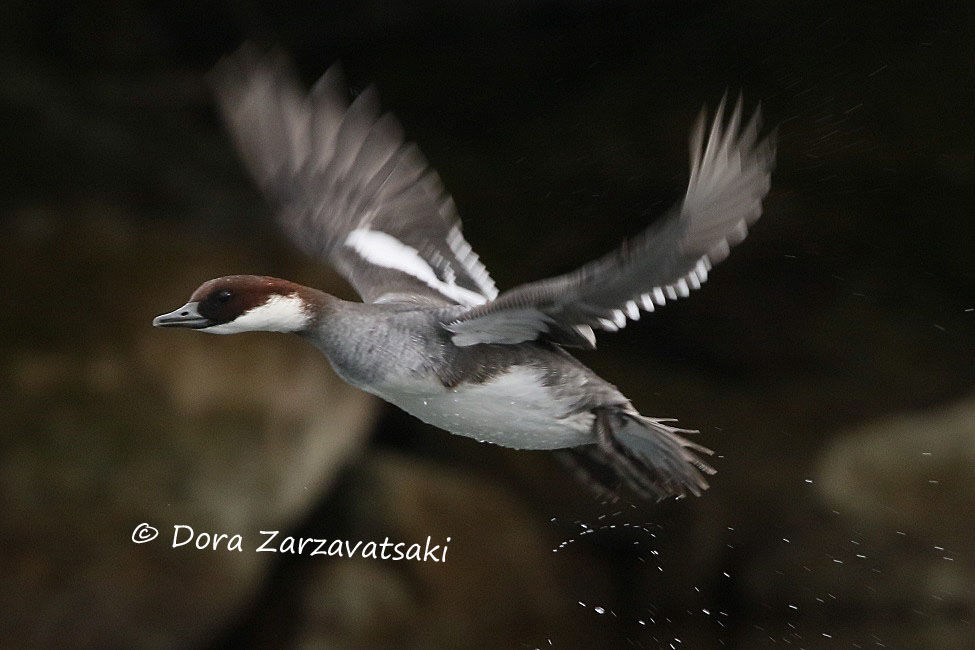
[555,449,624,503]
[600,410,715,500]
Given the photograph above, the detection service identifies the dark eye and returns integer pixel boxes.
[216,289,233,303]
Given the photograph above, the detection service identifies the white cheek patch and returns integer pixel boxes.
[345,227,487,307]
[205,293,311,334]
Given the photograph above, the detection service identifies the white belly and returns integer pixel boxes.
[378,366,595,450]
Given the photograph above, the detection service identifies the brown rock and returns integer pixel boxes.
[0,212,379,646]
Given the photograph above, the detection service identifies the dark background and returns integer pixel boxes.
[2,1,972,647]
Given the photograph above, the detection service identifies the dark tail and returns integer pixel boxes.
[586,408,715,500]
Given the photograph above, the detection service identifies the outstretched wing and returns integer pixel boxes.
[444,96,775,348]
[211,46,498,306]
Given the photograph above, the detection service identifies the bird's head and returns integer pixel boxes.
[153,275,318,334]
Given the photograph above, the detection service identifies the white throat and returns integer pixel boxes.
[205,293,311,334]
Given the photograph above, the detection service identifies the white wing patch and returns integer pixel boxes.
[447,251,717,345]
[612,253,713,330]
[345,227,489,307]
[446,224,498,300]
[567,252,715,336]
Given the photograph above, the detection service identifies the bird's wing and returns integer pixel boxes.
[211,46,498,306]
[444,96,775,348]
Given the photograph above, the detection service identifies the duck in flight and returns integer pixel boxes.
[154,46,775,500]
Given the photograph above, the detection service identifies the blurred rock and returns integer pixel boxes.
[289,451,617,649]
[728,397,975,647]
[0,212,379,646]
[817,396,975,629]
[817,395,975,539]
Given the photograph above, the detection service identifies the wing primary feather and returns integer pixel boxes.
[688,106,707,188]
